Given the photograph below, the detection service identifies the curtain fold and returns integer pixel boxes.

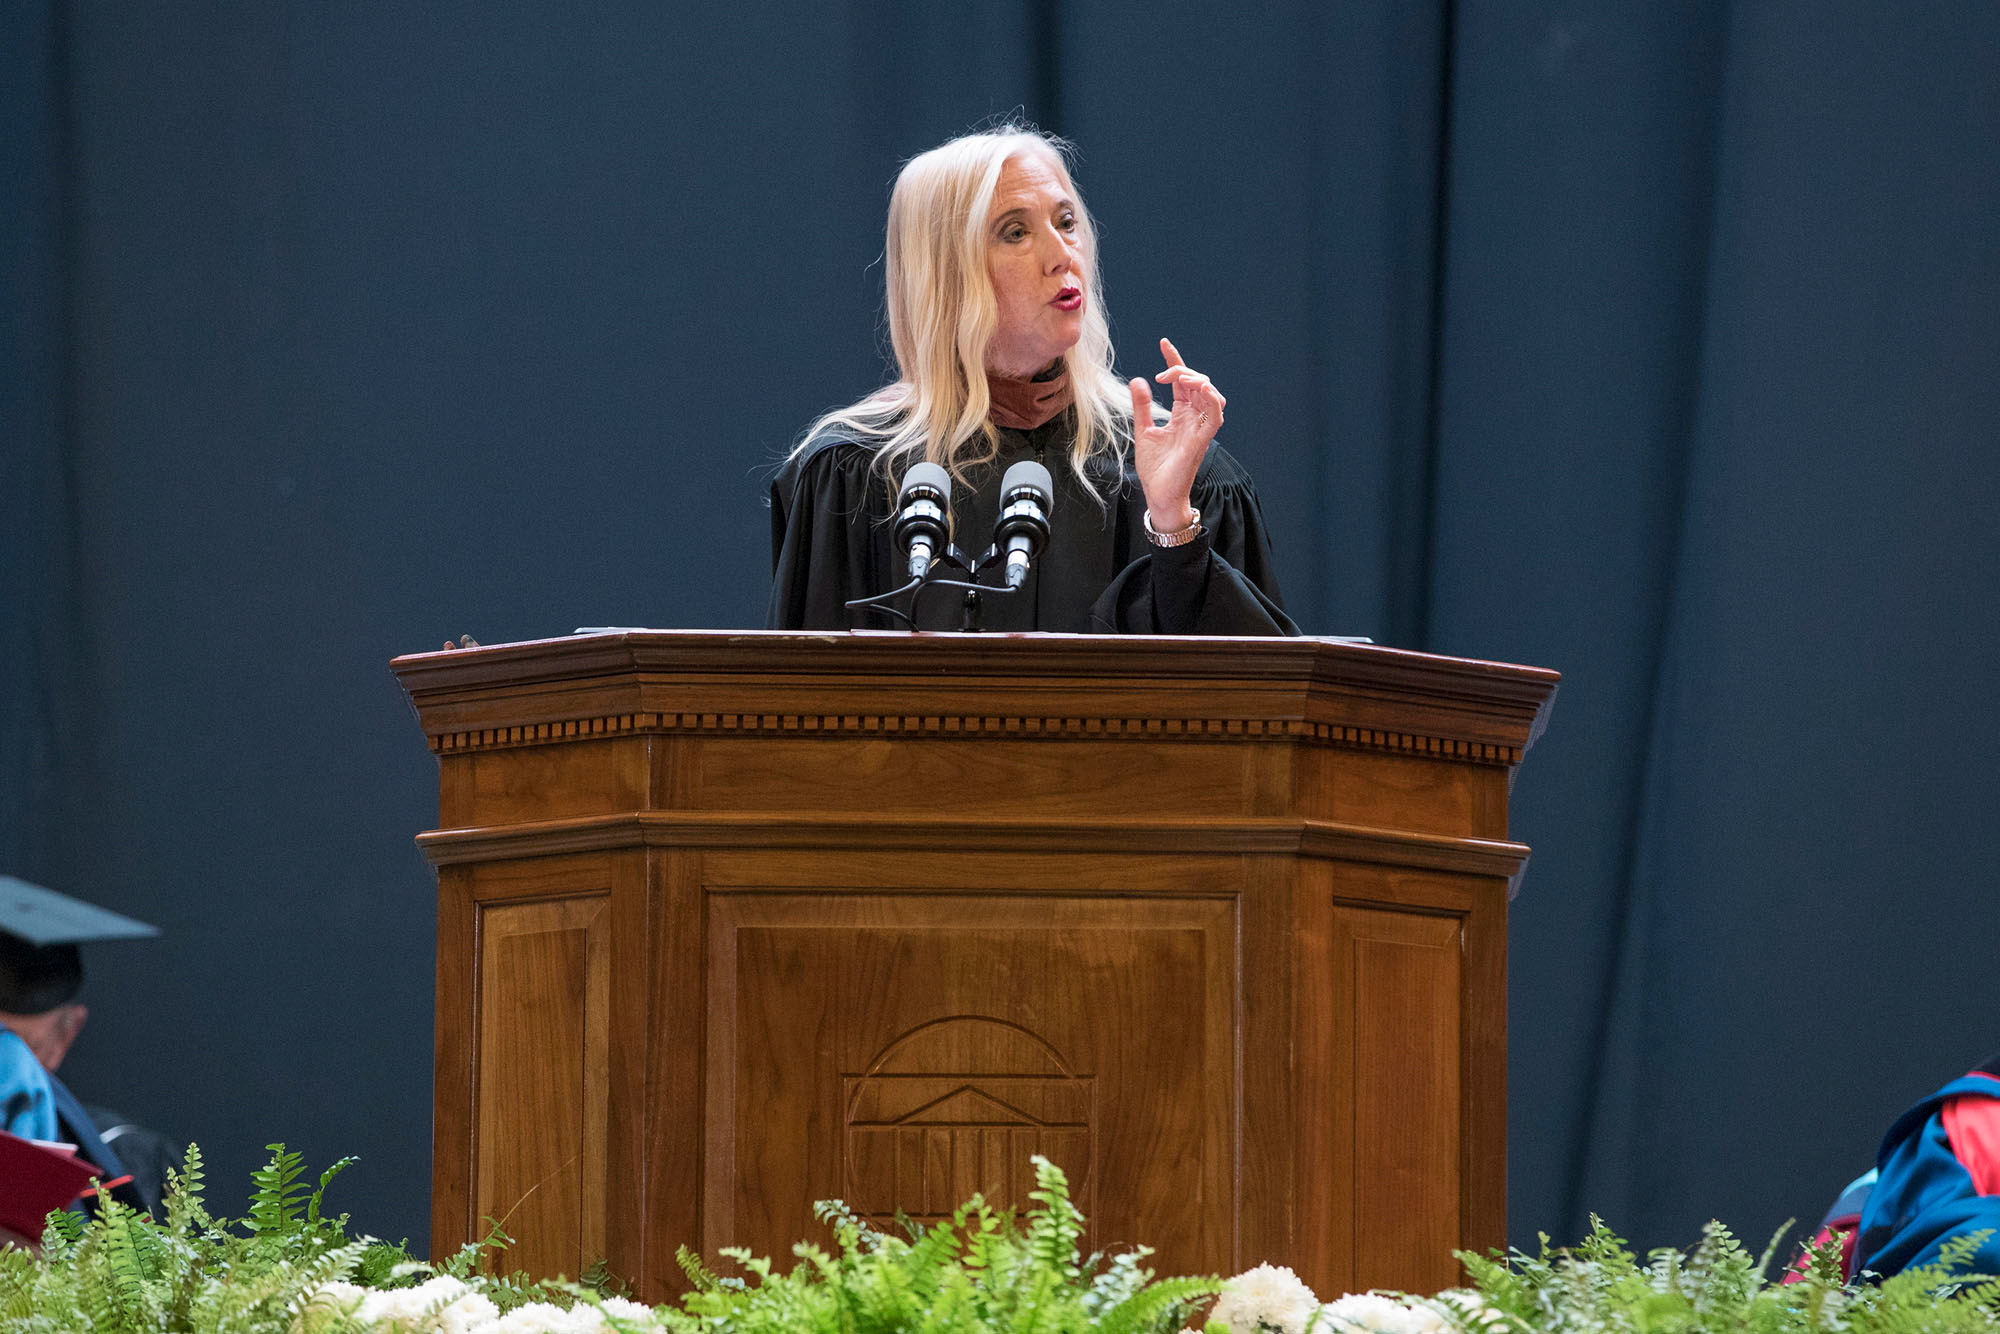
[3,2,93,889]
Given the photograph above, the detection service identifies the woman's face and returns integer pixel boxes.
[983,150,1087,378]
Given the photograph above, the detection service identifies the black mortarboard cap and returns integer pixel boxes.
[0,876,159,1015]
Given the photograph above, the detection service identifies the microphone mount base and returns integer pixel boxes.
[843,544,1020,631]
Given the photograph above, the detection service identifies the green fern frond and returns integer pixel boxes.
[353,1238,418,1288]
[1752,1218,1796,1284]
[1095,1273,1223,1334]
[721,1245,777,1286]
[39,1202,87,1261]
[908,1200,973,1277]
[577,1254,632,1297]
[1083,1246,1155,1318]
[304,1155,357,1227]
[93,1194,164,1327]
[244,1142,310,1235]
[678,1244,725,1291]
[815,1196,867,1241]
[438,1218,512,1279]
[1024,1155,1084,1282]
[164,1140,209,1237]
[279,1238,372,1323]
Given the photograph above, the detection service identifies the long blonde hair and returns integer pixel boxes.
[797,125,1135,499]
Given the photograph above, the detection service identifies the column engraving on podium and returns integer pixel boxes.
[843,1016,1096,1226]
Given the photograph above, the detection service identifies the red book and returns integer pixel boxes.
[0,1130,106,1238]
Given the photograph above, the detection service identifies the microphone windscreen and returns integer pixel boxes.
[900,461,952,504]
[999,460,1054,514]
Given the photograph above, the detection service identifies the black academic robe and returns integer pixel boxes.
[49,1076,154,1216]
[767,414,1297,634]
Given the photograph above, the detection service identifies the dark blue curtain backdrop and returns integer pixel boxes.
[5,1,1997,1258]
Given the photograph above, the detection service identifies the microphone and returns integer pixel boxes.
[893,462,952,580]
[994,460,1054,590]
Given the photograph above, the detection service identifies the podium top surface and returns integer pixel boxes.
[392,631,1558,759]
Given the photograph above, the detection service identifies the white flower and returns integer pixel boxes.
[1212,1263,1321,1334]
[597,1296,663,1327]
[1423,1291,1509,1333]
[478,1300,615,1334]
[430,1292,500,1334]
[358,1275,461,1325]
[294,1282,368,1332]
[302,1281,367,1311]
[1400,1305,1449,1334]
[1320,1292,1442,1334]
[298,1275,497,1334]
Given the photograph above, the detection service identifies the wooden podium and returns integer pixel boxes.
[392,632,1555,1301]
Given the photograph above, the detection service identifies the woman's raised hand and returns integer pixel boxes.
[1128,337,1225,533]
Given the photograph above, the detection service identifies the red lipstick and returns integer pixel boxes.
[1051,286,1083,311]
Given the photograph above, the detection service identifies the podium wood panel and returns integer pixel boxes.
[703,889,1236,1277]
[474,895,609,1280]
[1338,907,1462,1295]
[396,632,1556,1301]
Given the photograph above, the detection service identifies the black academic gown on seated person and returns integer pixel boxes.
[767,413,1298,634]
[48,1074,157,1217]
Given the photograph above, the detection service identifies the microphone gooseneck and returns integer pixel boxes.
[994,460,1054,590]
[893,462,952,580]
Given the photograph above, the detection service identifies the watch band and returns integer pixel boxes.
[1143,505,1204,548]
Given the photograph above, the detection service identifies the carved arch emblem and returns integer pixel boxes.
[843,1016,1095,1226]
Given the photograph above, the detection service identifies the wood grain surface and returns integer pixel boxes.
[399,632,1557,1300]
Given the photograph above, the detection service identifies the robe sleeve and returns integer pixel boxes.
[767,442,892,630]
[1087,458,1299,635]
[1853,1073,2000,1280]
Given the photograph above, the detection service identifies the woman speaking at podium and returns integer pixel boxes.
[768,124,1297,635]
